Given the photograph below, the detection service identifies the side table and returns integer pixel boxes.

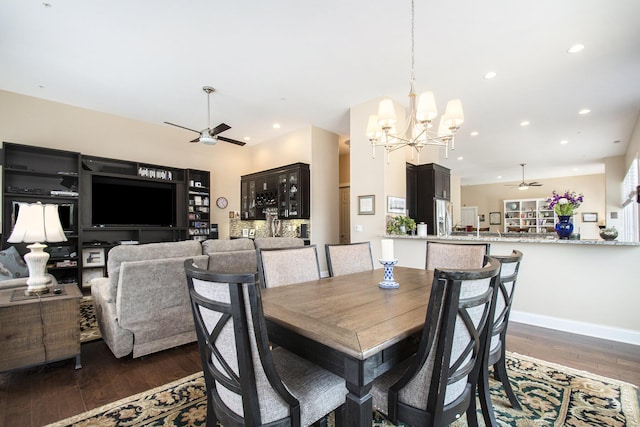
[0,283,82,372]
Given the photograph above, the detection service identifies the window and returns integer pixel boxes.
[621,155,639,242]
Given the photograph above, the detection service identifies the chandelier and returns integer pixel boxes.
[367,0,464,162]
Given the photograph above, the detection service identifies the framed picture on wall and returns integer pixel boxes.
[358,195,375,215]
[582,212,598,222]
[387,196,406,214]
[489,212,501,225]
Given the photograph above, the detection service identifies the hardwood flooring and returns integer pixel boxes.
[1,322,638,426]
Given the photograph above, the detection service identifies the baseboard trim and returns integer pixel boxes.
[510,310,640,346]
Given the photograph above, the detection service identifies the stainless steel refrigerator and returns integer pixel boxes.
[434,198,452,236]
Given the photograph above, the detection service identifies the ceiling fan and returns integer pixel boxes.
[164,86,246,146]
[506,163,543,190]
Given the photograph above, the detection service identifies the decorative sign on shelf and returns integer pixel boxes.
[137,167,173,181]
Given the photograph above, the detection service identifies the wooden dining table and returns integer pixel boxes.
[261,266,434,427]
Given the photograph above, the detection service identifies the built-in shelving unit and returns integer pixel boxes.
[2,142,212,291]
[504,198,557,233]
[186,169,210,241]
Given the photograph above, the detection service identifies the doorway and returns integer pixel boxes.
[339,186,350,244]
[460,206,478,228]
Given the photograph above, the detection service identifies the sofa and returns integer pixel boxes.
[92,237,304,359]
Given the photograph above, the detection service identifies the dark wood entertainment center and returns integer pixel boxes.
[1,142,210,290]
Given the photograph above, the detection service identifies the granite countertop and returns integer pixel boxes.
[386,234,640,246]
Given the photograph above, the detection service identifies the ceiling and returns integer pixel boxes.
[1,0,639,186]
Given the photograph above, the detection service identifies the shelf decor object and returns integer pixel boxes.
[7,202,68,295]
[379,239,399,289]
[366,0,463,163]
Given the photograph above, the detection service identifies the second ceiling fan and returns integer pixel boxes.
[164,86,246,146]
[506,163,543,190]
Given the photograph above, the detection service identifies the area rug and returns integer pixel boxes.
[45,352,639,427]
[80,296,101,343]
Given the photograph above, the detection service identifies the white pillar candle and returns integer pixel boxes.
[381,239,394,261]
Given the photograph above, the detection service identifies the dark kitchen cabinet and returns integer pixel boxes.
[406,162,451,229]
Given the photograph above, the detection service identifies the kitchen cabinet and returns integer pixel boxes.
[504,198,557,233]
[406,163,451,234]
[241,163,310,220]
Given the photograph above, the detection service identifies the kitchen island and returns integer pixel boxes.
[385,234,640,345]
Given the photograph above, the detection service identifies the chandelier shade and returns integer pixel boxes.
[368,0,464,162]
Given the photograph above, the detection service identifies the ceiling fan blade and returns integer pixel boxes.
[529,182,543,186]
[217,135,247,146]
[189,137,199,143]
[164,121,200,133]
[210,123,231,136]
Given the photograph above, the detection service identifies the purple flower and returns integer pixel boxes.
[546,190,584,216]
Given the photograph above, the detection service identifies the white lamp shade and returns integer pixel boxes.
[416,91,438,122]
[443,99,464,128]
[366,115,382,140]
[7,203,68,244]
[437,116,452,137]
[377,99,397,129]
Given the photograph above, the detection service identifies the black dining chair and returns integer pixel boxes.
[325,241,374,277]
[371,256,501,427]
[184,260,346,426]
[257,245,321,288]
[425,241,490,270]
[479,250,524,426]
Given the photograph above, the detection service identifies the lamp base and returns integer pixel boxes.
[24,242,51,296]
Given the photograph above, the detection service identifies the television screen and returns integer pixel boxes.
[91,175,176,227]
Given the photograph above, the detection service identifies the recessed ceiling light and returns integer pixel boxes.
[578,108,591,115]
[484,71,497,80]
[497,176,502,179]
[567,44,584,54]
[470,131,479,136]
[272,123,281,129]
[560,140,569,145]
[520,121,530,127]
[572,167,580,171]
[457,156,464,161]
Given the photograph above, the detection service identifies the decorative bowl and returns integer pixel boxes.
[599,228,618,241]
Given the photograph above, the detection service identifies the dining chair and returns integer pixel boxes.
[257,245,321,288]
[325,241,374,277]
[425,241,490,270]
[184,260,346,427]
[371,256,501,427]
[479,250,524,425]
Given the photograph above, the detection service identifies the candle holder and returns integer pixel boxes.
[378,259,399,289]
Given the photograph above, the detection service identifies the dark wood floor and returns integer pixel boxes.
[1,322,638,427]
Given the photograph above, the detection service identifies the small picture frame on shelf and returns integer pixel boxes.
[249,229,256,238]
[582,212,598,222]
[82,248,105,267]
[358,195,375,215]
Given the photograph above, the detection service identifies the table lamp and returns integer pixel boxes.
[7,202,68,295]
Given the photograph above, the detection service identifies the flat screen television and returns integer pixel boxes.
[91,175,176,227]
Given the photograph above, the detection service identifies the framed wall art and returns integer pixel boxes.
[387,196,406,214]
[582,212,598,222]
[358,195,375,215]
[489,212,501,225]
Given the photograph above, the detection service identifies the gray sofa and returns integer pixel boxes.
[92,237,304,359]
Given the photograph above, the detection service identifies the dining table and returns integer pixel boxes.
[261,266,434,427]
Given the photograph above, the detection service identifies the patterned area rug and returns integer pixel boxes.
[80,296,101,343]
[45,353,639,427]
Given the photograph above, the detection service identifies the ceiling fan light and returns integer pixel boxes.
[199,136,217,145]
[518,185,528,190]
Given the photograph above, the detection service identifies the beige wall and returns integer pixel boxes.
[461,174,606,239]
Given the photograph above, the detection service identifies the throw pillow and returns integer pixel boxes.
[0,246,29,281]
